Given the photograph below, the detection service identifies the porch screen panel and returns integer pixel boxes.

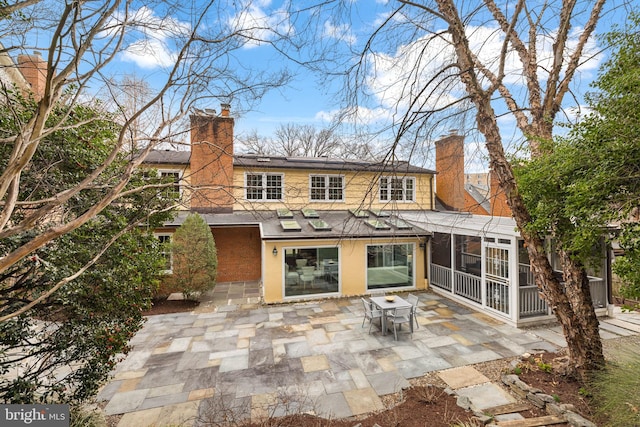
[367,244,414,290]
[430,233,452,291]
[486,246,510,315]
[454,235,481,303]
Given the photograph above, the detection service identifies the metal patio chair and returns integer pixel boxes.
[386,306,413,341]
[361,298,383,333]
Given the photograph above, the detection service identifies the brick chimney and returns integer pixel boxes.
[190,103,235,213]
[489,168,512,217]
[17,51,48,102]
[435,132,465,211]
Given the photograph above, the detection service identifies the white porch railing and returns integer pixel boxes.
[517,264,608,317]
[519,286,549,318]
[430,264,452,291]
[589,277,607,308]
[487,279,509,315]
[454,271,482,303]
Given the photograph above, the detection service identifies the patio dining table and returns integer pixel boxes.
[370,295,413,336]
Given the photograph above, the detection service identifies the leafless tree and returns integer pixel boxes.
[238,123,382,160]
[311,0,625,375]
[0,0,292,320]
[238,123,340,157]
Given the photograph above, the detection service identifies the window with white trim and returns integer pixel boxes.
[155,233,173,273]
[245,173,283,201]
[158,169,182,198]
[379,177,415,202]
[310,175,343,201]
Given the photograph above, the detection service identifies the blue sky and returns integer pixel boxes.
[11,0,619,171]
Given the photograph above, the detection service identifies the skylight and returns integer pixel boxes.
[276,208,293,218]
[301,208,319,218]
[309,219,331,231]
[349,209,369,218]
[369,209,390,217]
[280,220,302,231]
[386,218,412,229]
[365,219,390,230]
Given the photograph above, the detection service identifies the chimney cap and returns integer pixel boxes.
[220,103,231,117]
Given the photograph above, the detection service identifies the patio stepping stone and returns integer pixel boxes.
[456,382,515,411]
[437,366,489,389]
[343,387,385,416]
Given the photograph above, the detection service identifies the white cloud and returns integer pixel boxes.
[365,32,462,112]
[323,21,356,45]
[364,22,603,117]
[108,6,191,69]
[315,106,393,126]
[121,39,177,69]
[229,2,292,49]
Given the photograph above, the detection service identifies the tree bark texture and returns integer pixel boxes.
[434,0,605,375]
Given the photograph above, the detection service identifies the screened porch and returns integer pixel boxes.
[401,211,609,327]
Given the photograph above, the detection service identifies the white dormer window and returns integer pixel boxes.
[158,169,182,197]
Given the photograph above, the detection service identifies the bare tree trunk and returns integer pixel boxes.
[434,0,604,375]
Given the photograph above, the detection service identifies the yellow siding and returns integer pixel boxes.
[233,167,433,212]
[263,237,428,303]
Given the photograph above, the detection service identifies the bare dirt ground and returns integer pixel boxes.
[143,298,200,315]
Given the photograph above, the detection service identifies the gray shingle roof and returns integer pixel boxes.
[143,149,436,175]
[164,210,431,240]
[144,150,190,164]
[234,154,436,174]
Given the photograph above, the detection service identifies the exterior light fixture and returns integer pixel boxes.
[272,246,278,256]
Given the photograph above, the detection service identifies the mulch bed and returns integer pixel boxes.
[516,351,594,422]
[142,298,200,315]
[243,385,478,427]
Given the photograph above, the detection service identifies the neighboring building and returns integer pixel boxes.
[146,105,610,326]
[0,46,47,102]
[435,133,511,217]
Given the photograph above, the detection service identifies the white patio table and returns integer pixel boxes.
[370,295,413,336]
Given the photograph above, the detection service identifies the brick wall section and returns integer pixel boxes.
[435,134,465,211]
[17,52,47,101]
[489,169,512,217]
[190,104,235,213]
[464,192,490,215]
[212,226,261,282]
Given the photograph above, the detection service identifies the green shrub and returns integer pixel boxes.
[168,213,218,300]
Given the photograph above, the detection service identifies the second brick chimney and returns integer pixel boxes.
[190,103,235,213]
[435,132,465,211]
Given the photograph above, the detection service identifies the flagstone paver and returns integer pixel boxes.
[437,366,490,389]
[97,287,639,425]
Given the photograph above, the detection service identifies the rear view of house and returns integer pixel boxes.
[144,105,610,327]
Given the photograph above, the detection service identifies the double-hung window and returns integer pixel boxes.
[245,173,283,201]
[379,176,415,202]
[310,175,343,201]
[155,233,173,273]
[158,170,182,198]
